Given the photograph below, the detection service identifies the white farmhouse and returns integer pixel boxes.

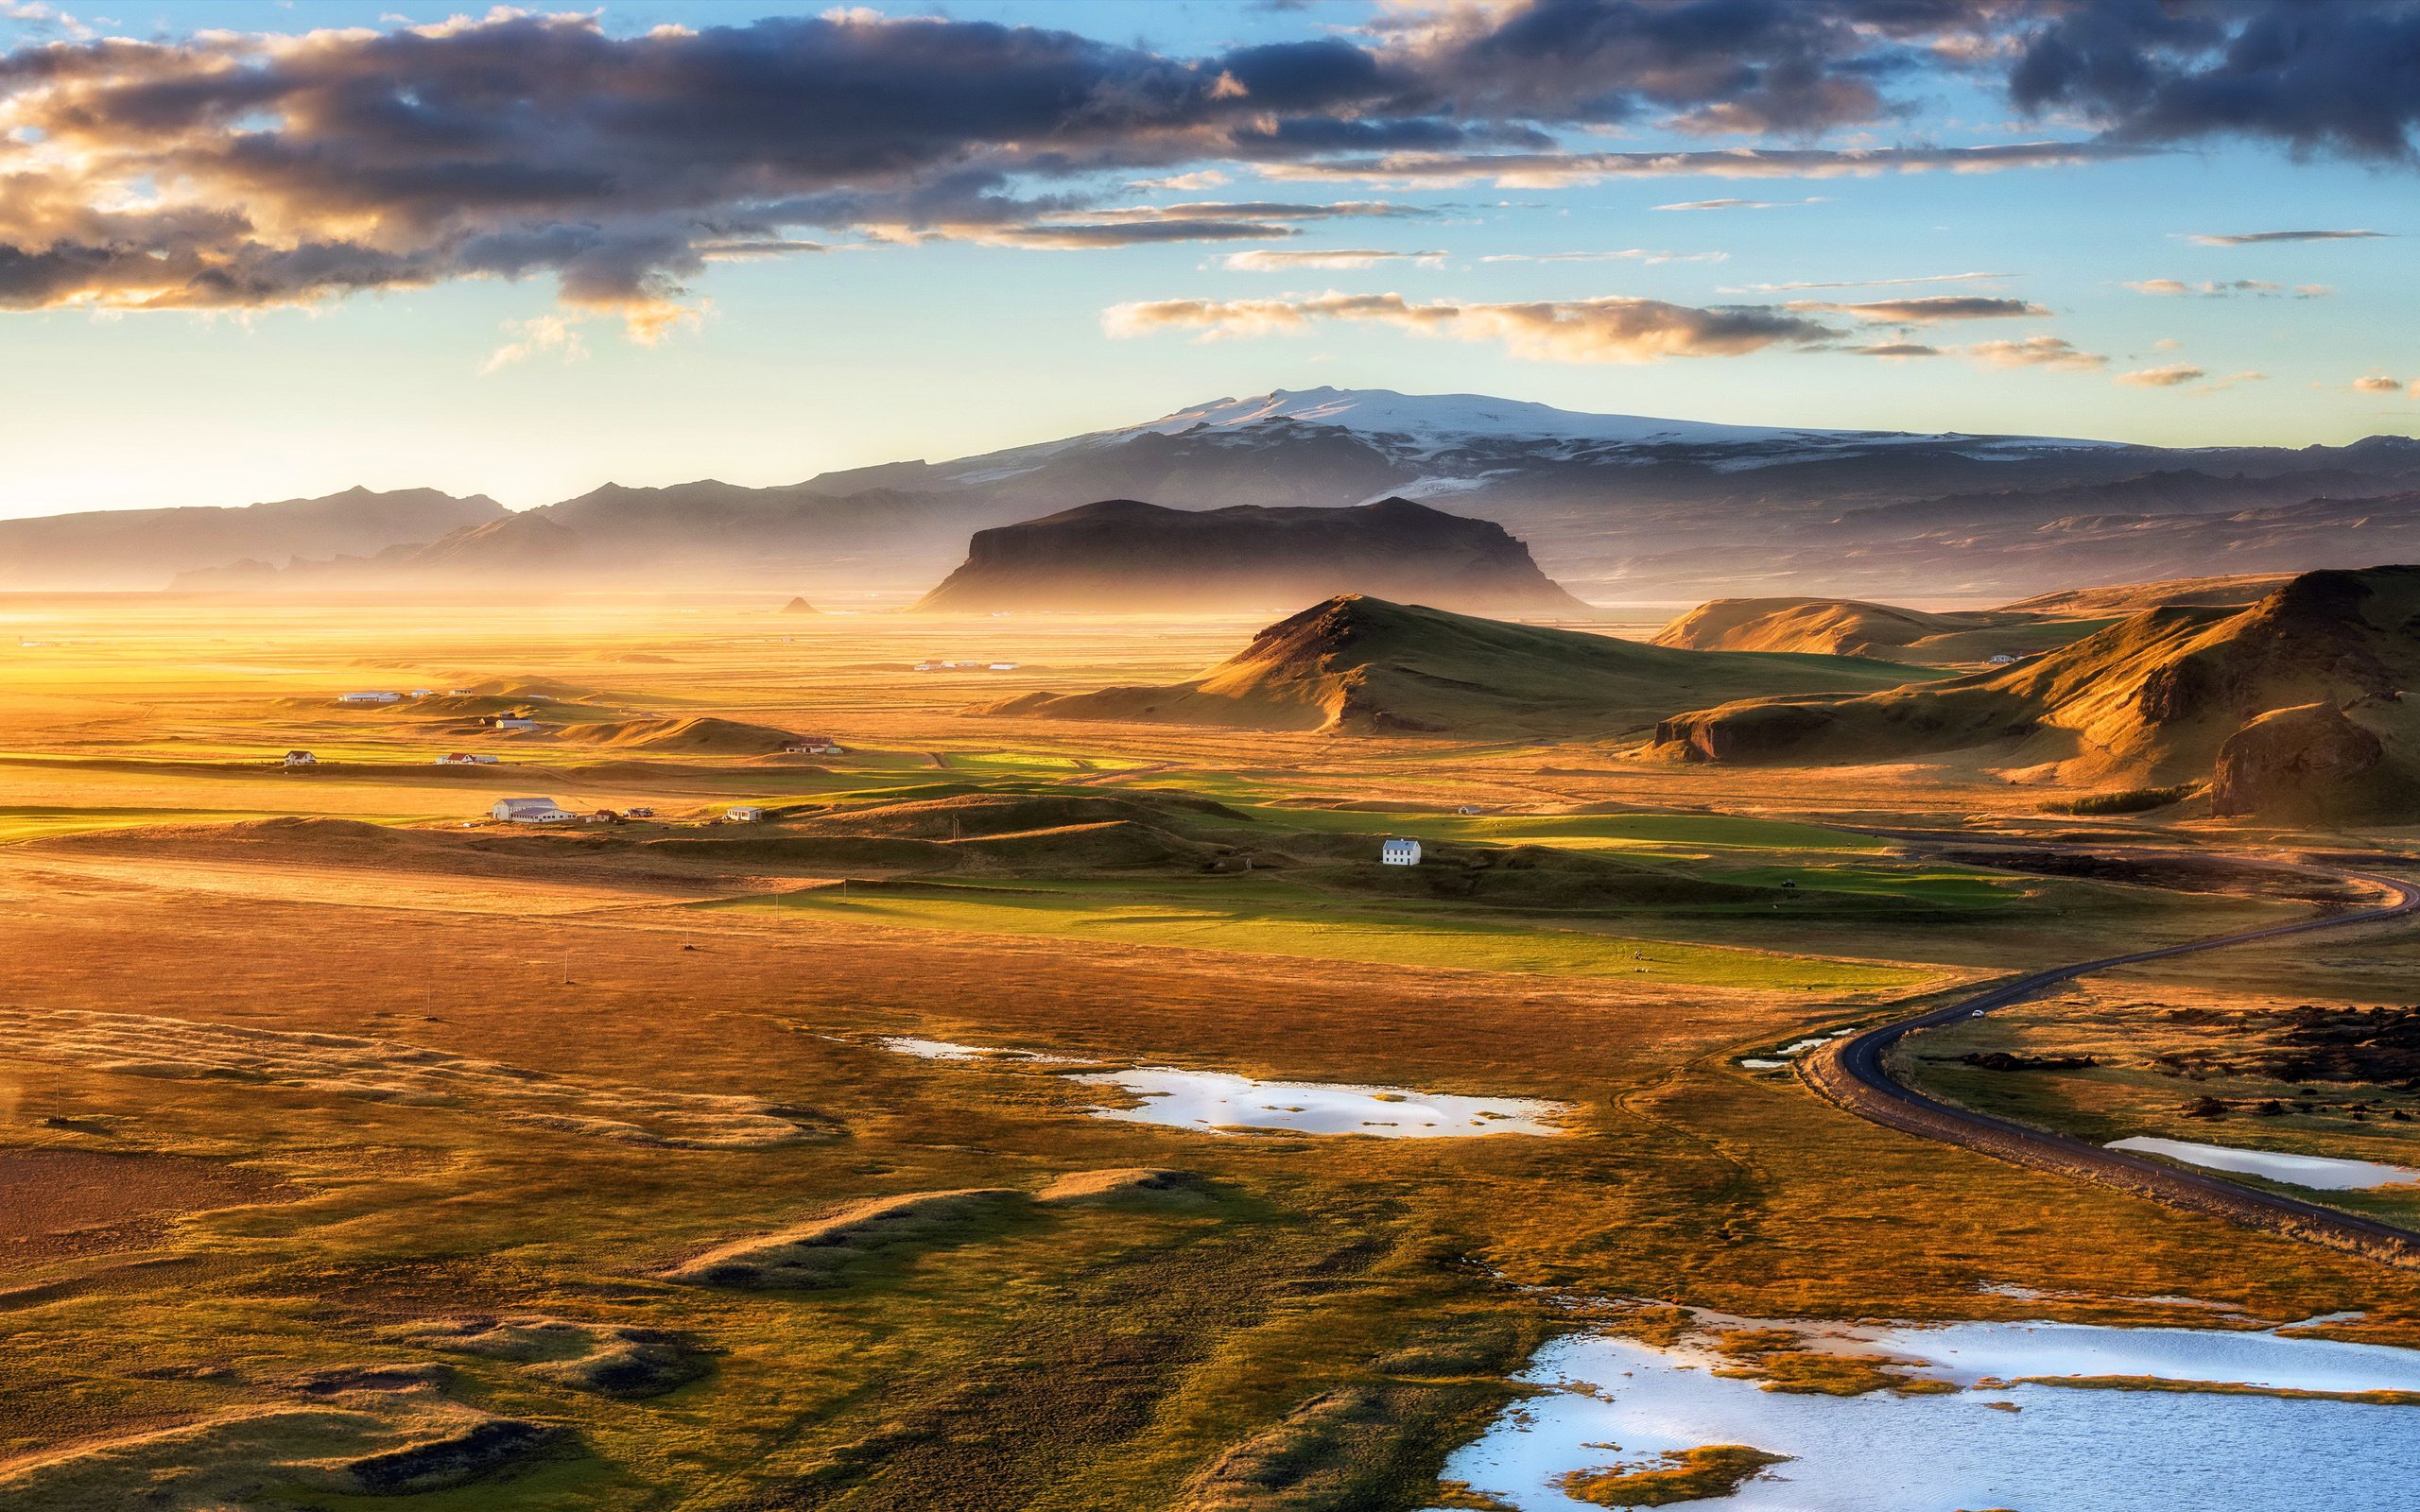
[493,797,574,823]
[282,749,318,767]
[337,691,403,706]
[725,805,768,823]
[1380,837,1422,867]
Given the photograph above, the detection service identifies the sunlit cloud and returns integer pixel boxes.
[1962,336,2108,371]
[1221,248,1447,270]
[2115,363,2206,387]
[1103,291,1841,363]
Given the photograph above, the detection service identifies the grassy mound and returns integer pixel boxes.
[986,595,1922,736]
[552,715,802,755]
[1653,595,2013,658]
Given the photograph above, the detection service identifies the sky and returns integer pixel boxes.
[0,0,2413,517]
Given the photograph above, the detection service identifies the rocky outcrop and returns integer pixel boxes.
[2209,702,2384,817]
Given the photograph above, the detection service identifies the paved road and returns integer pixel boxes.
[1799,858,2420,1272]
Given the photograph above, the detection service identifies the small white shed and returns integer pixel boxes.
[1380,837,1422,867]
[726,805,768,823]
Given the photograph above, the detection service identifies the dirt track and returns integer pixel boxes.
[1801,859,2420,1273]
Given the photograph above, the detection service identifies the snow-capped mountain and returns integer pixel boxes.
[922,385,2130,493]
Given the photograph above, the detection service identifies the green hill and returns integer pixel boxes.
[982,594,1927,736]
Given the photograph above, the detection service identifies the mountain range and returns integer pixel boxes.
[1,387,2413,598]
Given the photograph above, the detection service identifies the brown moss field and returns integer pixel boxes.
[4,592,2418,1510]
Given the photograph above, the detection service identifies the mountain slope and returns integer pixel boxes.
[914,498,1589,615]
[984,594,1925,736]
[1649,566,2420,817]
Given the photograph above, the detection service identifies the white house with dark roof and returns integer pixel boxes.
[1380,837,1422,866]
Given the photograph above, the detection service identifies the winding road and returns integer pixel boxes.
[1799,856,2420,1273]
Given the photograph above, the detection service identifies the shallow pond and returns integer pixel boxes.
[870,1038,1570,1138]
[1066,1067,1569,1138]
[2106,1135,2420,1191]
[1429,1321,2420,1511]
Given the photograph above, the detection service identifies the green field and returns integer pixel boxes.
[713,883,1934,991]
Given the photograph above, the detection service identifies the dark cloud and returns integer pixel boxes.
[2184,229,2391,246]
[2006,0,2420,163]
[1796,295,2050,322]
[0,2,2400,331]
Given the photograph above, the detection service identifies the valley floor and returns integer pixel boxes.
[3,593,2416,1511]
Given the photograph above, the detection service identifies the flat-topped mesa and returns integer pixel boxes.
[912,497,1590,615]
[1649,565,2420,820]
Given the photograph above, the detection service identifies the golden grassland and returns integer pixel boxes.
[2,593,2418,1510]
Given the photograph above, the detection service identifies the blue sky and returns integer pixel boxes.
[0,0,2411,516]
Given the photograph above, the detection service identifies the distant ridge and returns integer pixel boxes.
[5,487,504,592]
[914,497,1590,616]
[25,385,2420,594]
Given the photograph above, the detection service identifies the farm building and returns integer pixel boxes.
[783,735,844,755]
[434,752,500,765]
[491,716,540,732]
[1380,837,1422,867]
[337,691,402,706]
[282,750,318,767]
[725,805,768,823]
[492,797,574,823]
[626,807,656,818]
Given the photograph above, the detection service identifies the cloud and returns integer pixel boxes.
[2351,374,2405,394]
[1222,248,1446,270]
[1794,296,2050,324]
[1962,336,2108,371]
[2183,230,2391,247]
[1731,271,2014,292]
[1265,142,2149,187]
[2008,2,2420,164]
[1478,249,1728,265]
[2119,277,2330,298]
[1854,342,1943,359]
[0,2,2395,338]
[1103,290,1842,363]
[2115,363,2205,387]
[481,313,590,374]
[988,219,1300,249]
[1653,197,1827,212]
[1130,170,1229,192]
